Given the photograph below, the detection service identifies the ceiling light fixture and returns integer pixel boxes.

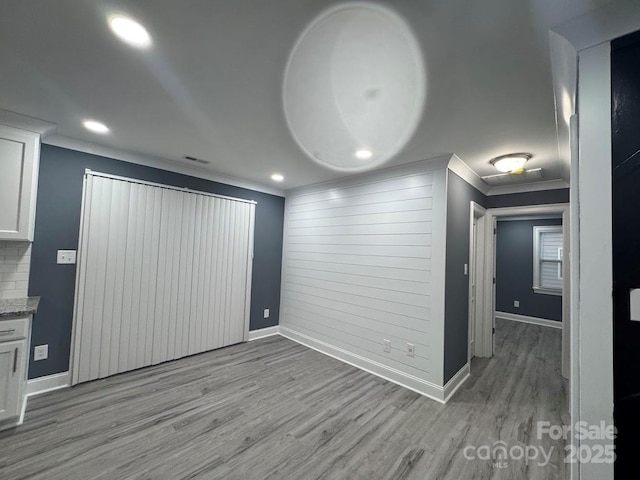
[490,153,532,173]
[83,120,110,134]
[271,173,284,182]
[108,15,152,48]
[355,149,373,160]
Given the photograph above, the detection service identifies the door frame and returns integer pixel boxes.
[468,201,487,361]
[477,202,570,378]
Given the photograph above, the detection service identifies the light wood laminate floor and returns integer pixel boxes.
[0,318,568,479]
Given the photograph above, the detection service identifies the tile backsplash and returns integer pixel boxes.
[0,241,31,299]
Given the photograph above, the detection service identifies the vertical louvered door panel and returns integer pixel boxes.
[71,173,255,385]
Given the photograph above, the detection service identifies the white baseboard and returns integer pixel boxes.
[22,332,470,409]
[279,326,451,404]
[495,311,562,329]
[248,326,280,341]
[443,363,471,402]
[25,371,70,398]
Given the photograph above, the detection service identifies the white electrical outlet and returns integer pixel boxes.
[263,308,270,318]
[514,300,520,308]
[407,343,415,357]
[383,339,391,353]
[34,344,48,361]
[57,250,77,264]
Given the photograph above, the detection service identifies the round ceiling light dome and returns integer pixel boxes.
[490,153,532,173]
[283,4,426,172]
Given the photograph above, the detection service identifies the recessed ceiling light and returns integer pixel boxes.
[108,15,152,48]
[271,173,284,182]
[83,120,110,134]
[490,153,532,173]
[355,149,373,160]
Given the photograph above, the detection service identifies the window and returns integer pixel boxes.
[533,225,563,296]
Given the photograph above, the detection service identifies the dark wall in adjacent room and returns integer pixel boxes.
[28,145,285,379]
[443,171,486,383]
[495,218,563,321]
[486,188,569,208]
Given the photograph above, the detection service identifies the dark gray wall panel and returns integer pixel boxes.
[28,145,284,379]
[443,171,486,383]
[495,219,562,321]
[612,30,640,475]
[486,189,569,208]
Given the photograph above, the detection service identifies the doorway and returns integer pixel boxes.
[468,202,486,361]
[470,203,570,378]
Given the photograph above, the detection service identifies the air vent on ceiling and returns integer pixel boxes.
[183,155,210,165]
[481,168,544,186]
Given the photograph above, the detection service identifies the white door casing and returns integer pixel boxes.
[468,201,487,360]
[478,203,570,378]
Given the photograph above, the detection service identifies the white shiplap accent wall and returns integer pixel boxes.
[280,160,449,398]
[0,241,31,299]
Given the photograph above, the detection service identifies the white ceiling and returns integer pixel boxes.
[0,0,616,192]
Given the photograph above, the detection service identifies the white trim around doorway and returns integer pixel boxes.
[479,203,570,378]
[468,201,487,360]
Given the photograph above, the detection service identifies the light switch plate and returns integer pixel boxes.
[57,250,77,265]
[263,308,270,319]
[34,344,48,361]
[630,289,640,322]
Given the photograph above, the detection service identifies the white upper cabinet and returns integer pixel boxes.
[0,125,40,241]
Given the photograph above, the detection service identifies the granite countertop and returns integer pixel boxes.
[0,296,40,318]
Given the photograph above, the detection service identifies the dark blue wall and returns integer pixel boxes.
[443,171,486,383]
[495,219,563,321]
[486,189,569,208]
[28,145,284,379]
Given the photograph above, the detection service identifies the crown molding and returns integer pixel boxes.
[0,109,57,137]
[446,154,490,195]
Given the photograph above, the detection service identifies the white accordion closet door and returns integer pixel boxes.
[71,172,255,385]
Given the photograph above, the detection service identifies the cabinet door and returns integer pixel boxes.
[0,340,23,421]
[0,125,40,241]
